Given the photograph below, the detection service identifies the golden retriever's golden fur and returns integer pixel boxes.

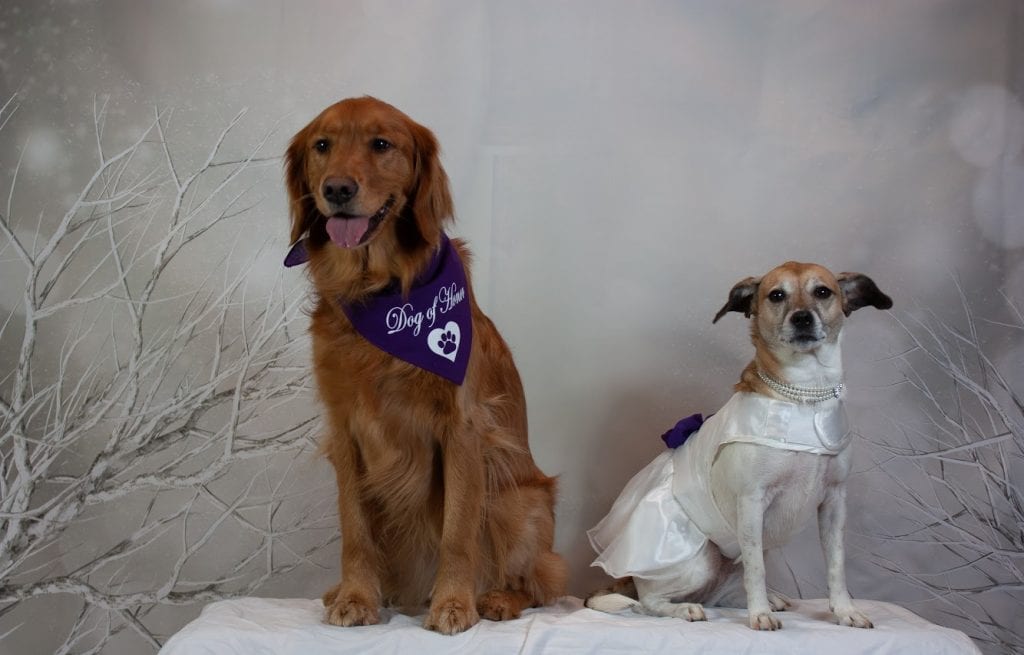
[285,96,566,635]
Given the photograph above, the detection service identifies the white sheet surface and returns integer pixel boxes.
[159,596,980,655]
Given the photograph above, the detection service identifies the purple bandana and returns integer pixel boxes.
[661,413,706,449]
[284,238,309,267]
[331,235,472,385]
[284,233,471,384]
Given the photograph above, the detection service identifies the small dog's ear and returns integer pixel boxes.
[837,272,893,315]
[284,125,315,246]
[713,276,760,323]
[408,121,453,245]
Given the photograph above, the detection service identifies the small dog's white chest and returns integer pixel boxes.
[587,393,852,578]
[671,393,850,556]
[713,446,840,549]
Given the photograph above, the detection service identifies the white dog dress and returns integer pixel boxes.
[588,392,850,580]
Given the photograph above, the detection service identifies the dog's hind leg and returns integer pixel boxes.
[584,577,639,612]
[638,589,706,622]
[478,480,568,622]
[633,541,732,622]
[767,589,792,611]
[478,551,567,621]
[477,589,532,621]
[585,591,642,613]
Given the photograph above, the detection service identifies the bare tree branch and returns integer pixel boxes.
[861,284,1024,654]
[0,100,330,652]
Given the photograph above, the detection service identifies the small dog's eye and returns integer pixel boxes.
[371,138,392,152]
[768,289,786,303]
[314,139,329,153]
[814,286,833,299]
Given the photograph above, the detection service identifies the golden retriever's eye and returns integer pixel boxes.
[313,138,329,153]
[371,138,392,152]
[814,286,833,299]
[768,289,786,303]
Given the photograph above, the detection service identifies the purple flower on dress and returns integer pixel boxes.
[661,413,706,449]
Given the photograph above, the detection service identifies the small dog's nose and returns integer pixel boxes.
[790,310,814,328]
[322,177,358,205]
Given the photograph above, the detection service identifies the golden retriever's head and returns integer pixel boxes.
[285,96,453,297]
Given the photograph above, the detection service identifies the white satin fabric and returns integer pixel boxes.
[588,392,850,579]
[160,597,981,655]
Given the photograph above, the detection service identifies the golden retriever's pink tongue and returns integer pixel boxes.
[326,216,369,248]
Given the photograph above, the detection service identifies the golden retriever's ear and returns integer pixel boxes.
[409,122,453,243]
[836,272,893,315]
[284,126,314,245]
[713,276,761,323]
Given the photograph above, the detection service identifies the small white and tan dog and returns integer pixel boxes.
[586,262,891,630]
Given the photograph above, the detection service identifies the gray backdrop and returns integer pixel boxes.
[1,1,1021,653]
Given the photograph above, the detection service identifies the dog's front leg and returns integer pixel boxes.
[736,492,781,630]
[424,426,484,635]
[818,483,873,628]
[323,439,382,627]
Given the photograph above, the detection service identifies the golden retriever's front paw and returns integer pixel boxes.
[425,596,479,635]
[322,582,342,607]
[323,592,380,627]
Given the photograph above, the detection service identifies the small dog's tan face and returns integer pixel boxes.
[713,261,893,353]
[754,262,845,352]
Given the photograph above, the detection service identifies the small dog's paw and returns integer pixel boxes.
[323,593,380,627]
[671,602,707,622]
[767,591,792,612]
[425,596,479,635]
[835,608,873,629]
[749,611,782,630]
[478,590,525,621]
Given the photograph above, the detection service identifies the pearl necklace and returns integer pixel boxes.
[757,370,844,404]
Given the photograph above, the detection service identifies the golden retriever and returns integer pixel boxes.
[285,96,566,635]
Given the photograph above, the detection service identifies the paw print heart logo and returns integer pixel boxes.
[428,322,461,362]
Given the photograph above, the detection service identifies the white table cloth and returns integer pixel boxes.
[160,596,980,655]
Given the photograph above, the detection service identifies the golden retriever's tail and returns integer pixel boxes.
[584,577,641,613]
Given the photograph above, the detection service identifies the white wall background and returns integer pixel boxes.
[1,1,1021,653]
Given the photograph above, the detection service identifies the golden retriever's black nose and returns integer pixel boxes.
[323,177,358,205]
[790,310,814,328]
